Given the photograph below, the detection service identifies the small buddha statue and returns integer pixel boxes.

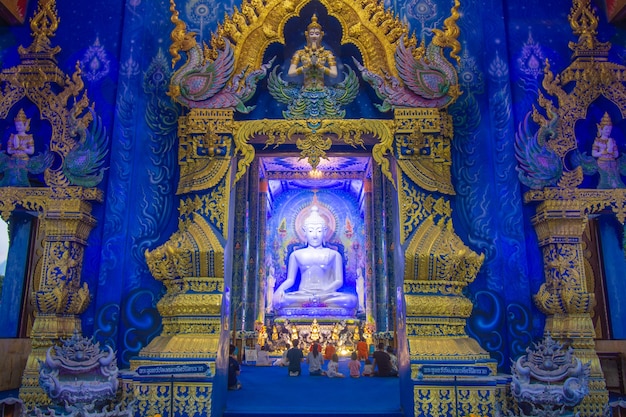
[310,318,320,341]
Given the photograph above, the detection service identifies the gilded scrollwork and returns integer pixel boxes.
[179,180,230,238]
[157,294,223,316]
[145,215,224,282]
[534,241,595,315]
[405,294,473,317]
[233,118,394,180]
[399,176,451,244]
[394,108,455,195]
[177,109,233,195]
[404,215,484,284]
[162,318,221,335]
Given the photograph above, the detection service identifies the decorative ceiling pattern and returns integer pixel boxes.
[262,156,370,196]
[261,156,371,173]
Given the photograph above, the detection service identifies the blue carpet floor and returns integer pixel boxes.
[224,359,403,417]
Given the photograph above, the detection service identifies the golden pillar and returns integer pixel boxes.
[0,188,103,408]
[530,198,608,416]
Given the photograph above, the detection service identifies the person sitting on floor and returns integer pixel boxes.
[386,345,398,375]
[228,344,242,390]
[326,353,345,378]
[348,352,361,378]
[273,343,290,367]
[324,342,336,360]
[256,344,272,366]
[362,358,373,377]
[356,339,368,361]
[286,340,304,376]
[372,342,397,377]
[307,343,325,376]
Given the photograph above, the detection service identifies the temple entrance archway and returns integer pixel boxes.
[229,153,401,345]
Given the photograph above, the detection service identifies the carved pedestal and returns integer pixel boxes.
[529,196,609,417]
[0,188,102,408]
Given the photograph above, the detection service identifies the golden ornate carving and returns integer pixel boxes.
[233,118,394,182]
[399,176,452,244]
[525,187,626,223]
[177,109,233,195]
[405,294,473,317]
[179,179,230,238]
[161,317,222,336]
[430,0,462,66]
[158,293,222,316]
[413,384,500,417]
[394,108,455,196]
[132,381,213,417]
[402,214,488,364]
[215,0,407,81]
[404,215,484,283]
[406,317,467,337]
[168,0,197,69]
[146,216,224,281]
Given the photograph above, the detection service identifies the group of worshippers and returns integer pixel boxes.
[228,340,398,390]
[284,340,398,378]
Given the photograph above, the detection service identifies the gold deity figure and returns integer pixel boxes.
[272,205,357,311]
[310,318,320,341]
[591,112,624,189]
[7,109,34,160]
[287,14,338,89]
[257,324,268,347]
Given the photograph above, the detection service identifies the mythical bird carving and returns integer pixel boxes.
[267,64,359,119]
[515,111,564,189]
[63,107,109,188]
[354,35,459,112]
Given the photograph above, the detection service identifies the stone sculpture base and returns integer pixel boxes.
[275,306,356,322]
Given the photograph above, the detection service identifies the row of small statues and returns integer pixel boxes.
[255,319,375,355]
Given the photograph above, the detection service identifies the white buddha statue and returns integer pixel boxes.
[272,205,357,312]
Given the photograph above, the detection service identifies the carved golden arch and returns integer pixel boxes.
[218,0,407,82]
[539,60,626,161]
[213,0,410,183]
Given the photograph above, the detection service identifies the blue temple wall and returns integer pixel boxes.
[1,0,625,372]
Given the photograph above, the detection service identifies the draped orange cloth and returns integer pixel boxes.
[324,344,336,360]
[356,340,368,360]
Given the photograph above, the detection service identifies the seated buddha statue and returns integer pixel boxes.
[272,205,357,313]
